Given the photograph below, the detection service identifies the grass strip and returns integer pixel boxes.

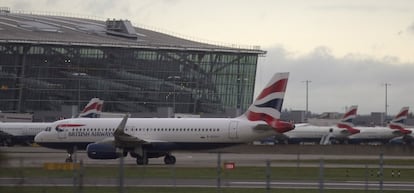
[2,166,414,181]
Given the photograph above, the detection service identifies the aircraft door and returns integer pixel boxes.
[228,121,239,139]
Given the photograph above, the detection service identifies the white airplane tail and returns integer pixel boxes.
[78,98,104,118]
[389,107,411,134]
[337,105,360,134]
[241,72,294,133]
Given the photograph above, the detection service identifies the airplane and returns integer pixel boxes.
[347,107,412,144]
[393,127,414,144]
[34,72,295,165]
[0,98,103,146]
[274,106,360,144]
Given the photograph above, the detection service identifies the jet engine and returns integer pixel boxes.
[86,143,125,159]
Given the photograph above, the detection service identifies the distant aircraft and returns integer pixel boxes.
[347,107,411,144]
[35,72,294,165]
[0,98,103,146]
[394,127,414,144]
[78,98,104,118]
[274,105,360,144]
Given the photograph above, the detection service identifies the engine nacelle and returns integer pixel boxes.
[86,143,123,159]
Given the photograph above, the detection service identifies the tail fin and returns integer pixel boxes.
[340,105,358,125]
[337,105,360,134]
[243,72,293,133]
[389,107,411,134]
[390,107,409,125]
[78,98,104,118]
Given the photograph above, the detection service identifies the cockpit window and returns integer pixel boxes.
[55,126,64,132]
[45,127,51,132]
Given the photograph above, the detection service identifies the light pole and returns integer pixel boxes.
[302,80,311,121]
[384,83,391,123]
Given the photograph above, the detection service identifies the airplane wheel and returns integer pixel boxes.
[136,155,148,165]
[65,157,73,163]
[164,155,176,165]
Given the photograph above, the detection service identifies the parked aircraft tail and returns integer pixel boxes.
[78,98,104,118]
[241,72,294,133]
[337,105,360,134]
[389,107,411,134]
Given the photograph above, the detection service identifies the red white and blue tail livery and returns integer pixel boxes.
[389,107,411,134]
[244,72,292,133]
[337,105,360,135]
[78,98,104,118]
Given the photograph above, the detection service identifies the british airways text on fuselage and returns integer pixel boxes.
[68,131,112,137]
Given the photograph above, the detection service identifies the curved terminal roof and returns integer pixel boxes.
[0,11,265,54]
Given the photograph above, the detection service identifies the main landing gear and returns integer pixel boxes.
[135,154,148,165]
[163,154,176,165]
[65,152,73,162]
[65,147,76,163]
[134,153,176,165]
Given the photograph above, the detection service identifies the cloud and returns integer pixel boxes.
[257,46,414,115]
[408,22,414,34]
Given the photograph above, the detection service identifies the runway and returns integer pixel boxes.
[2,146,414,168]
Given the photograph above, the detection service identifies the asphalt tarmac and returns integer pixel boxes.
[2,145,414,168]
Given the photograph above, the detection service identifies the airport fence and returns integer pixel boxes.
[2,150,414,193]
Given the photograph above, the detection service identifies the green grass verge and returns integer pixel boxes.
[2,166,414,181]
[0,187,412,193]
[274,159,414,166]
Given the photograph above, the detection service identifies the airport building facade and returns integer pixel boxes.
[0,9,265,120]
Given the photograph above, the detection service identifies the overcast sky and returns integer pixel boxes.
[3,0,414,114]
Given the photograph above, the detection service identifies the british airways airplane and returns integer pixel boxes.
[34,72,294,165]
[275,106,360,144]
[0,98,103,146]
[347,107,412,144]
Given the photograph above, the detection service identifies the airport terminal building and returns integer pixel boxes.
[0,8,265,120]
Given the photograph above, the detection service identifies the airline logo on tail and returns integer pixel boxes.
[389,107,411,134]
[79,98,104,118]
[337,105,360,134]
[245,72,293,133]
[390,107,409,125]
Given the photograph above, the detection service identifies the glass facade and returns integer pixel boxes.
[0,43,258,115]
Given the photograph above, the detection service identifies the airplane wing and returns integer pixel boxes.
[93,114,168,148]
[112,114,147,148]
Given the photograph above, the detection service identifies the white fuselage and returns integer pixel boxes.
[287,124,348,138]
[0,122,51,145]
[0,122,50,137]
[347,126,401,143]
[275,124,350,144]
[34,117,277,150]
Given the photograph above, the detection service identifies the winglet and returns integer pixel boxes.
[114,114,130,136]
